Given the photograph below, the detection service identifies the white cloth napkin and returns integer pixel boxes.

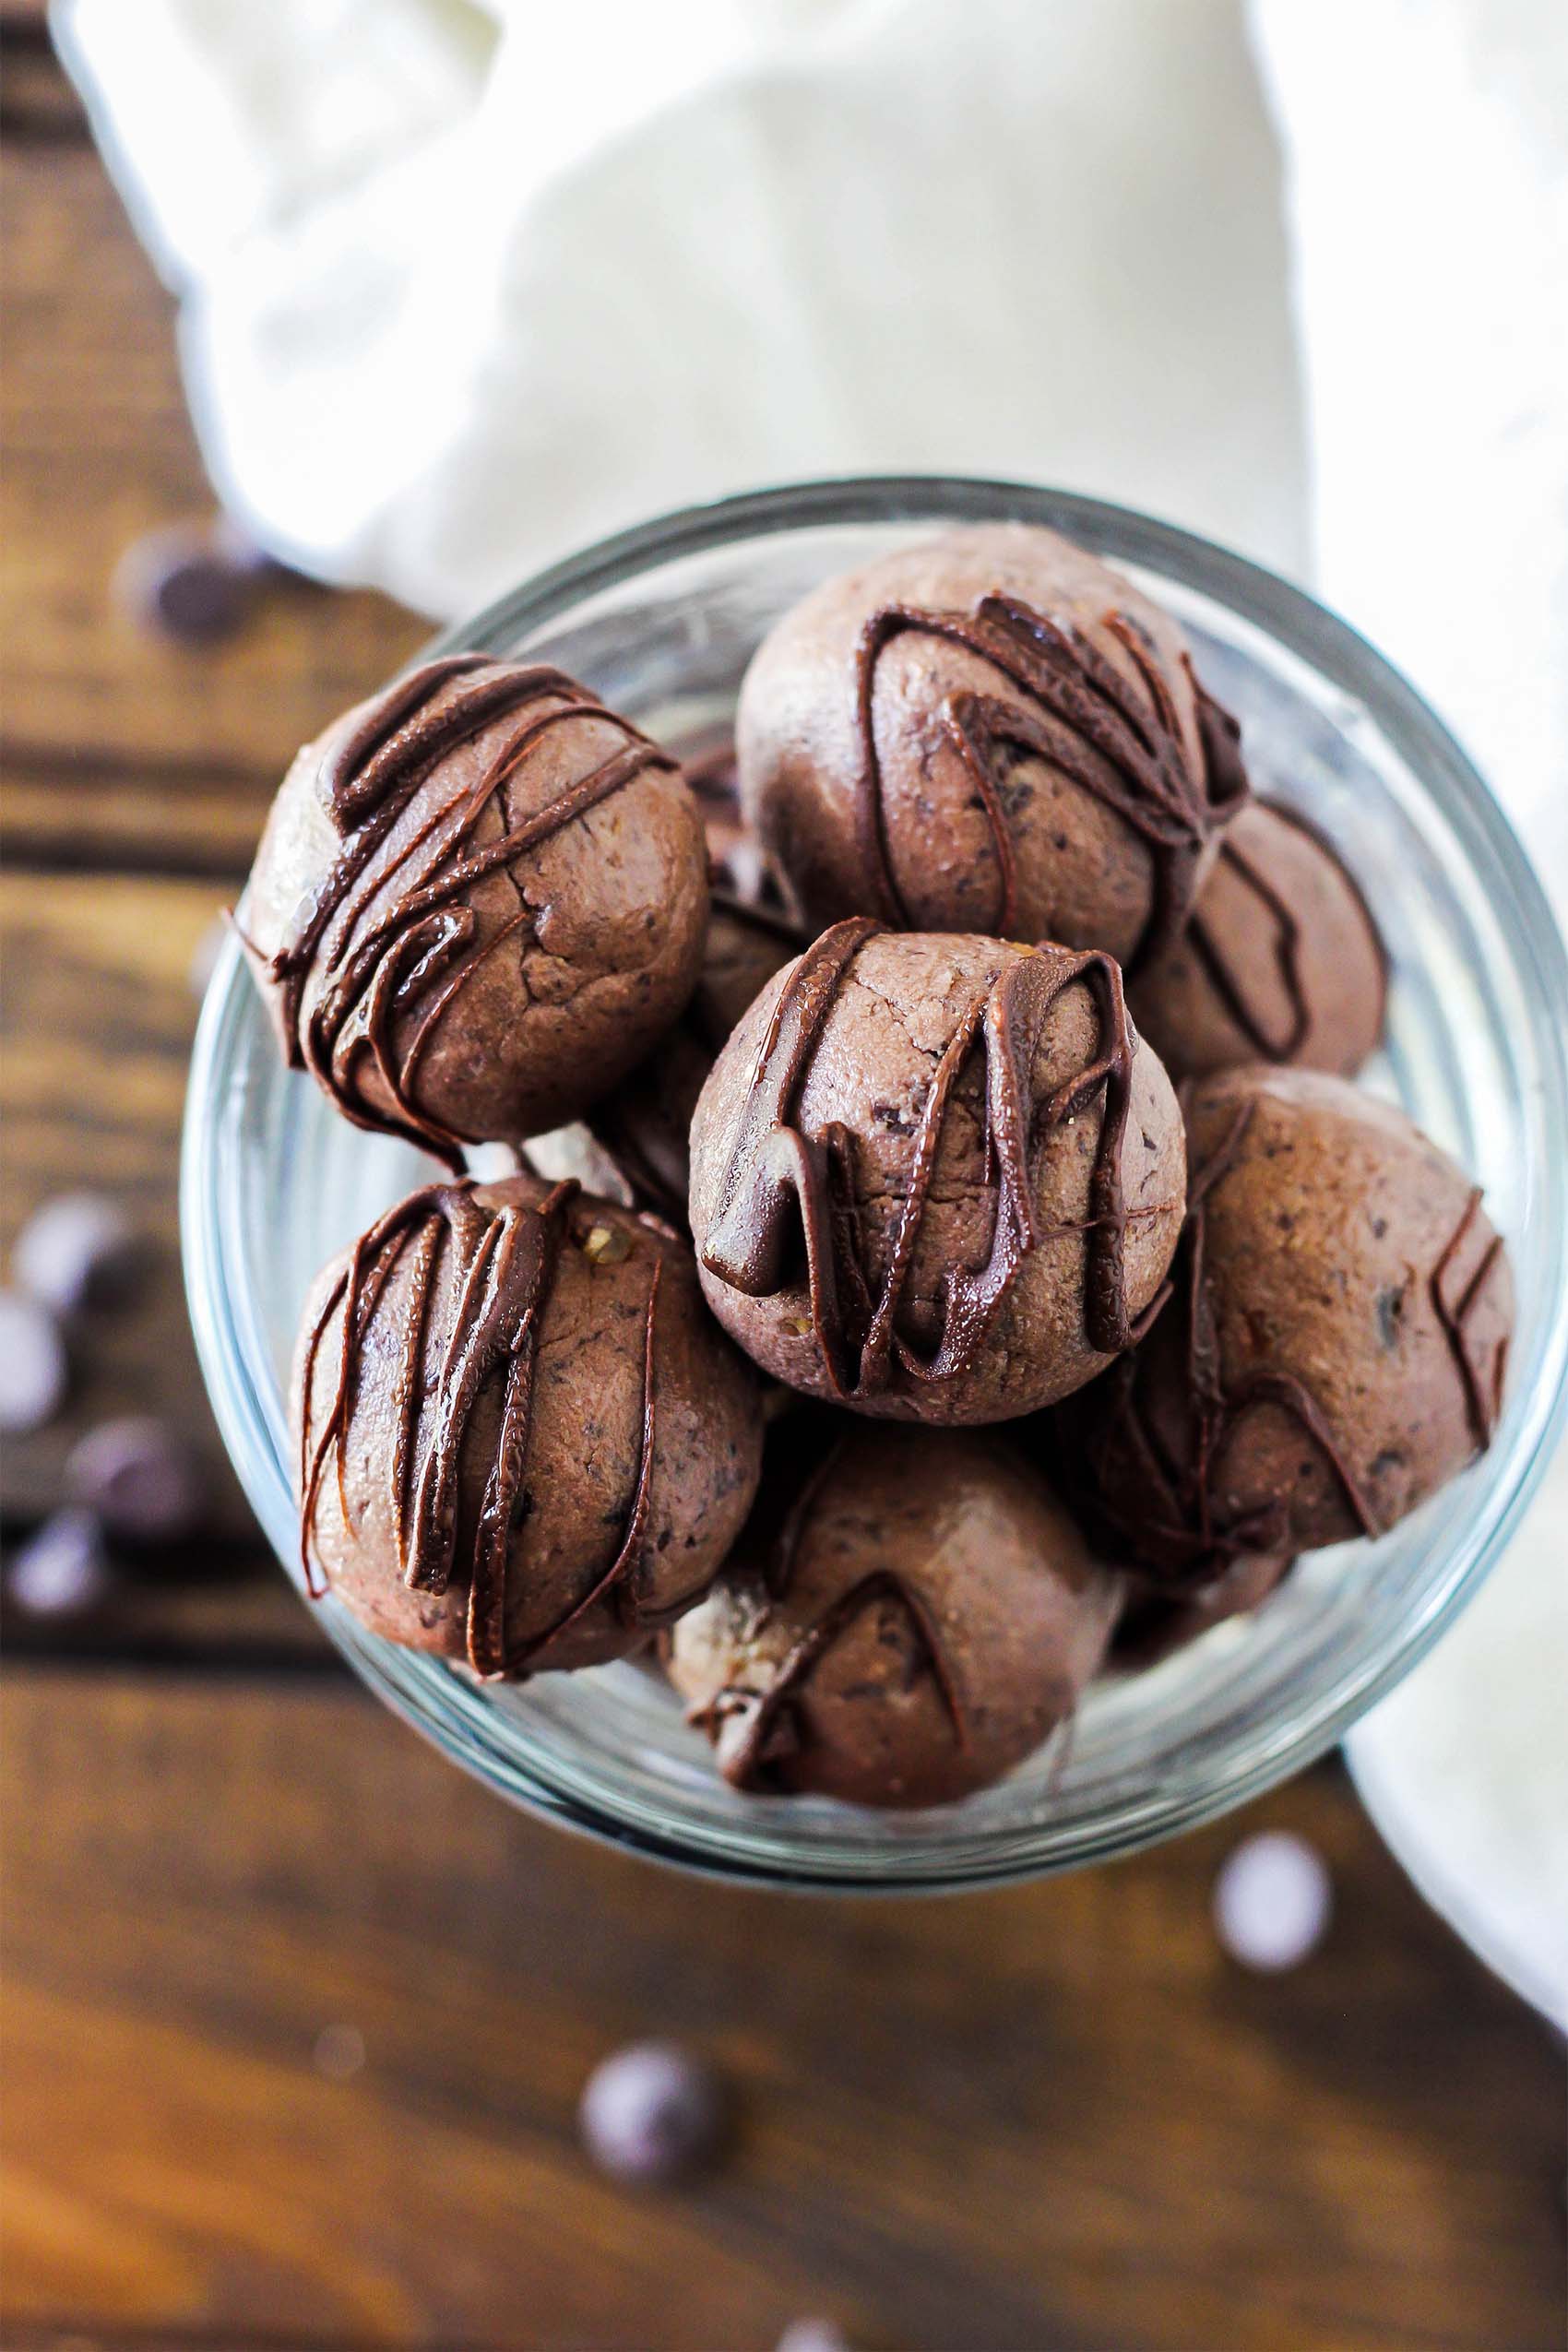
[53,0,1309,613]
[58,0,1567,2016]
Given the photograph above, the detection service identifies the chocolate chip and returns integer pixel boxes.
[777,2324,853,2352]
[113,521,257,644]
[6,1510,111,1618]
[65,1417,205,1543]
[13,1192,146,1315]
[578,2041,728,2183]
[0,1291,68,1433]
[1213,1831,1331,1972]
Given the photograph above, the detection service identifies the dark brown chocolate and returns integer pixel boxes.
[664,1421,1122,1807]
[688,926,1185,1422]
[291,1173,763,1674]
[738,524,1248,970]
[1051,1068,1513,1577]
[1128,801,1387,1080]
[243,658,708,1164]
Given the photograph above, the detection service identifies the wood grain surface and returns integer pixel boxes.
[4,1673,1563,2352]
[0,22,1562,2352]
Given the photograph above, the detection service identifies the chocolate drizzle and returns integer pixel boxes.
[852,592,1246,966]
[687,1439,968,1793]
[699,921,1151,1405]
[297,1178,663,1677]
[1431,1187,1508,1451]
[1180,803,1387,1063]
[1060,1103,1377,1581]
[258,657,677,1169]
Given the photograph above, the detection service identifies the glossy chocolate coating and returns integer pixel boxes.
[1127,801,1386,1081]
[665,1423,1122,1808]
[244,658,708,1164]
[291,1172,763,1674]
[737,524,1247,969]
[688,926,1185,1423]
[1052,1067,1513,1575]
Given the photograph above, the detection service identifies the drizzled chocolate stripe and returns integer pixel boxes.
[851,592,1246,965]
[1065,1103,1378,1582]
[1431,1186,1509,1452]
[699,921,1144,1404]
[687,1435,968,1791]
[1180,803,1387,1063]
[297,1179,663,1678]
[264,659,677,1169]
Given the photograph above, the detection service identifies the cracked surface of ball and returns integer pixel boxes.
[688,925,1185,1423]
[1053,1067,1514,1574]
[1127,801,1386,1082]
[737,523,1248,968]
[244,657,708,1162]
[291,1173,763,1676]
[665,1423,1123,1809]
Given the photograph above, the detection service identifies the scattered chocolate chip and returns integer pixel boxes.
[578,2040,728,2184]
[13,1192,146,1315]
[65,1416,206,1543]
[113,520,258,644]
[0,1291,69,1433]
[5,1510,111,1619]
[777,2324,853,2352]
[1213,1830,1331,1973]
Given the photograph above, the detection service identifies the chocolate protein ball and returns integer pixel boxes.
[291,1172,763,1675]
[244,656,708,1164]
[664,1423,1122,1807]
[688,922,1186,1423]
[1052,1066,1513,1576]
[587,891,805,1222]
[1127,801,1386,1081]
[737,523,1248,969]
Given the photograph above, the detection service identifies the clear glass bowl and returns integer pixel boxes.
[182,479,1568,1890]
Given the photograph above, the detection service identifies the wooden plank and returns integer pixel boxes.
[0,39,424,876]
[1,1670,1562,2352]
[0,868,324,1658]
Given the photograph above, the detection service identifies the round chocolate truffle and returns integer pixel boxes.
[1052,1067,1513,1574]
[1127,801,1386,1081]
[737,522,1249,969]
[291,1172,764,1675]
[664,1424,1122,1807]
[688,923,1186,1423]
[243,656,708,1164]
[587,891,805,1223]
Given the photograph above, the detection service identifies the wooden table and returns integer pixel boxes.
[2,19,1562,2348]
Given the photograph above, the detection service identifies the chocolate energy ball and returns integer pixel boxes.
[291,1172,763,1676]
[243,656,708,1165]
[1052,1067,1513,1575]
[1127,801,1387,1081]
[688,923,1186,1423]
[737,522,1249,969]
[664,1424,1122,1807]
[587,891,805,1223]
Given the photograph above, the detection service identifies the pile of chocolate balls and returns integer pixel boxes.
[239,524,1513,1810]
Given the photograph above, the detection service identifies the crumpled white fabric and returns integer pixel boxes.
[54,0,1309,615]
[57,0,1568,2017]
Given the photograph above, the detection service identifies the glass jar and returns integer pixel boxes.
[182,479,1568,1890]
